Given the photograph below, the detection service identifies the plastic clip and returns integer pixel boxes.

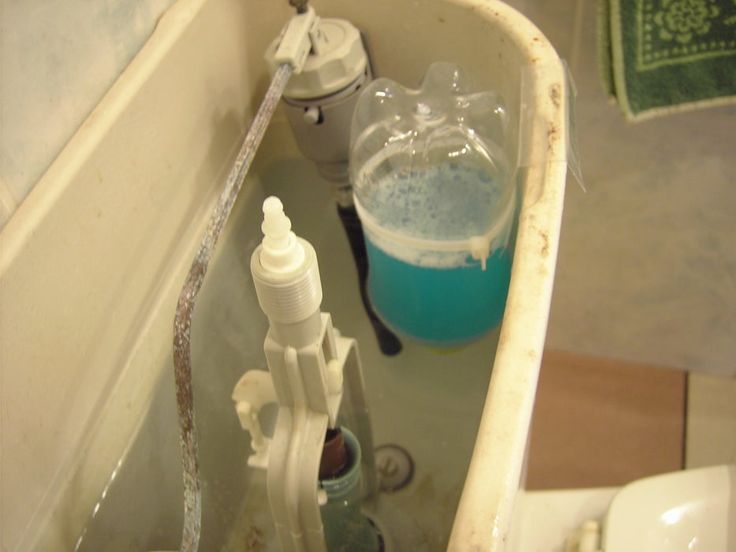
[272,6,328,73]
[232,370,277,469]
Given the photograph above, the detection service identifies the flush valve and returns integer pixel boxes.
[232,197,377,552]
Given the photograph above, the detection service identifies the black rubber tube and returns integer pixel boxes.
[336,204,402,356]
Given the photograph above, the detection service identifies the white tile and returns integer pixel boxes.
[686,373,736,468]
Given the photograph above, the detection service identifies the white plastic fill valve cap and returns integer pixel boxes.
[259,196,306,274]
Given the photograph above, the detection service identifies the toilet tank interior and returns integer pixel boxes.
[0,0,568,550]
[4,0,736,550]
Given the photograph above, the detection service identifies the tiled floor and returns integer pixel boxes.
[527,351,736,490]
[526,350,686,490]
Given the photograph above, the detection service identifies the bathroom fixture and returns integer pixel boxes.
[173,6,389,550]
[582,465,735,552]
[171,6,324,549]
[264,5,402,356]
[232,196,378,551]
[1,1,571,549]
[511,465,736,552]
[374,444,414,493]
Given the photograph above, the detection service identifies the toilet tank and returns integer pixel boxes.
[0,0,569,550]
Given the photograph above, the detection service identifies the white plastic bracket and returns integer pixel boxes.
[272,6,329,73]
[264,314,344,427]
[232,314,377,551]
[234,196,376,551]
[469,235,492,271]
[231,313,343,472]
[232,369,277,469]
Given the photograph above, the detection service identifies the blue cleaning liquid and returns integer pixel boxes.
[365,239,511,347]
[358,162,513,347]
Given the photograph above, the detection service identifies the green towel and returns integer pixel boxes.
[599,0,736,120]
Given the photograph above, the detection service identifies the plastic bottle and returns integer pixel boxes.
[350,63,515,347]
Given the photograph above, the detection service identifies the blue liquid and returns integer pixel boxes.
[365,238,511,347]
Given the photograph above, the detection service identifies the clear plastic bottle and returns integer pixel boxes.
[350,63,515,347]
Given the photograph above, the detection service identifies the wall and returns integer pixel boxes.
[0,0,177,227]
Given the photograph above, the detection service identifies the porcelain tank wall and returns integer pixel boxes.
[0,0,176,227]
[0,1,293,548]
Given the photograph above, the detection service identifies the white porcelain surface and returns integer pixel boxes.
[604,465,736,552]
[508,487,618,552]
